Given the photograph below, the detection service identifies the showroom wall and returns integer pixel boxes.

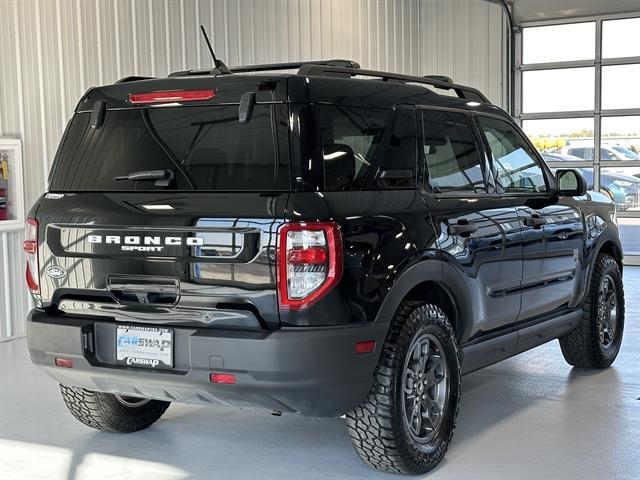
[0,0,507,340]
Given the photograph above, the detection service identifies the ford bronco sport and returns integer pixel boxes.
[25,59,625,475]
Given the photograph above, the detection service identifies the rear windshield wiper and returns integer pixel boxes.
[114,169,175,187]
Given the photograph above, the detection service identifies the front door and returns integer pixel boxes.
[475,115,585,322]
[418,109,523,343]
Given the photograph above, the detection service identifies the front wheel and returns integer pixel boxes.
[559,254,625,368]
[347,302,461,475]
[60,385,170,433]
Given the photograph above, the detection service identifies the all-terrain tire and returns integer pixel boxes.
[559,254,625,368]
[347,302,461,475]
[60,385,170,433]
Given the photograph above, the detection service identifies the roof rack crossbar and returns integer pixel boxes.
[229,59,360,73]
[297,65,490,104]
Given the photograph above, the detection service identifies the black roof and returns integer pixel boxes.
[76,59,509,119]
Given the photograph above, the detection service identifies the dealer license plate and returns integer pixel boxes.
[116,325,173,369]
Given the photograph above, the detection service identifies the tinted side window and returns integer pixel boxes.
[421,110,486,193]
[317,105,389,190]
[375,108,417,188]
[478,117,548,193]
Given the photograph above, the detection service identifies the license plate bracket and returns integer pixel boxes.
[116,325,174,369]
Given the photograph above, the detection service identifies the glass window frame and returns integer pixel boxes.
[474,114,552,196]
[516,12,640,263]
[0,138,25,232]
[416,106,491,197]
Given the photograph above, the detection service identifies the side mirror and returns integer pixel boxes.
[556,169,587,196]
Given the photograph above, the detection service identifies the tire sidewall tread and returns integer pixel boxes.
[347,301,461,475]
[59,385,170,433]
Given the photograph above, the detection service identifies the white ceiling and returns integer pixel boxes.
[513,0,640,23]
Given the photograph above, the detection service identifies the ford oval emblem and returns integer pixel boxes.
[46,265,66,279]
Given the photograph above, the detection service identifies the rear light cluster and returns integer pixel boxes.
[277,222,342,310]
[23,218,39,295]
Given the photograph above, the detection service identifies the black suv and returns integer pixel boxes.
[25,60,625,475]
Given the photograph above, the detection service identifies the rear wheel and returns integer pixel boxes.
[559,254,625,368]
[60,385,170,433]
[347,302,461,474]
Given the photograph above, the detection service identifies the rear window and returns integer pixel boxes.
[50,105,288,191]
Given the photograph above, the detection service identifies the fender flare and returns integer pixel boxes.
[372,259,472,342]
[580,230,624,299]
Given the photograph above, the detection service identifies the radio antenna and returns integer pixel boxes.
[200,25,231,74]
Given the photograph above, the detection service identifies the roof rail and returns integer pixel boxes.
[167,60,359,78]
[298,65,490,104]
[229,59,360,73]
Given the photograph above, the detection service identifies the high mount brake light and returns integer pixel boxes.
[23,218,39,295]
[128,89,216,104]
[277,222,343,311]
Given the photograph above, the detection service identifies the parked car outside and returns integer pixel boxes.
[563,144,640,161]
[542,153,640,211]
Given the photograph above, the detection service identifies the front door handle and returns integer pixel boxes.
[448,220,478,237]
[524,213,546,228]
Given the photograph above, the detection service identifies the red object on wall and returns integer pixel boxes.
[0,187,7,221]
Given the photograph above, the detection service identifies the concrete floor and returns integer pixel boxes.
[1,269,639,480]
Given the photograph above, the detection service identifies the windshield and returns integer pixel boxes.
[50,105,289,191]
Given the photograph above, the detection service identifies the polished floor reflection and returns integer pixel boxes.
[1,268,639,480]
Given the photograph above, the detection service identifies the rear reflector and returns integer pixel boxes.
[210,372,236,384]
[355,340,376,355]
[54,357,73,368]
[128,89,215,104]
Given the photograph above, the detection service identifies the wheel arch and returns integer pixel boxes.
[598,239,623,270]
[374,260,471,343]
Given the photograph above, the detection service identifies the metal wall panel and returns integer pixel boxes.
[0,0,507,340]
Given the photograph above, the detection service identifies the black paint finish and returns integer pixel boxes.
[25,70,624,416]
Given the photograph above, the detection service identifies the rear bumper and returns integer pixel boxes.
[26,309,388,417]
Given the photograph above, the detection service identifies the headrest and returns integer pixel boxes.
[323,144,355,190]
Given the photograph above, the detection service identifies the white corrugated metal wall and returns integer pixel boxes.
[0,0,507,340]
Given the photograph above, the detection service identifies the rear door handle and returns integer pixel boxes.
[524,213,546,228]
[448,221,478,236]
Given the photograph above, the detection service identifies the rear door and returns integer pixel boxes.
[37,99,290,330]
[418,108,523,343]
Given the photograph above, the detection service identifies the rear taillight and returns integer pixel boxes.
[23,218,39,295]
[277,222,342,310]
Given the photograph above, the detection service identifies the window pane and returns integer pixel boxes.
[617,218,640,255]
[421,110,485,193]
[376,109,417,188]
[523,23,595,64]
[602,64,640,110]
[317,105,389,190]
[50,106,288,191]
[522,68,594,113]
[601,116,640,162]
[522,118,594,156]
[603,17,640,59]
[478,117,548,193]
[0,148,19,222]
[601,167,640,213]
